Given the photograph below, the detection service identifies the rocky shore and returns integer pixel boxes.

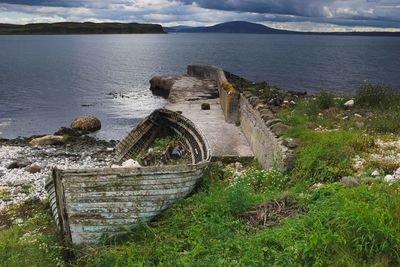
[0,135,117,211]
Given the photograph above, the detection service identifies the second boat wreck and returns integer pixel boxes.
[46,109,211,244]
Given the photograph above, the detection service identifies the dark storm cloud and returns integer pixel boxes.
[175,0,400,26]
[0,0,81,7]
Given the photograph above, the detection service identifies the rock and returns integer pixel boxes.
[371,170,381,177]
[394,167,400,179]
[354,113,362,118]
[342,116,349,121]
[310,183,324,190]
[344,99,354,108]
[260,109,275,121]
[266,118,282,127]
[149,75,178,98]
[242,91,253,98]
[54,127,82,137]
[201,103,210,110]
[71,115,101,132]
[7,159,31,169]
[341,176,360,187]
[30,135,65,146]
[249,96,260,107]
[26,163,41,174]
[361,177,380,185]
[270,123,289,137]
[355,121,365,129]
[268,97,283,106]
[121,159,141,168]
[384,174,396,183]
[283,138,298,149]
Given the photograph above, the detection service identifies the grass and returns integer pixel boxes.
[0,200,64,267]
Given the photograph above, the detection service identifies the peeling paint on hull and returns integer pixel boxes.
[45,109,211,244]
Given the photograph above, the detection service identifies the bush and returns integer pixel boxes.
[315,90,336,110]
[355,82,400,110]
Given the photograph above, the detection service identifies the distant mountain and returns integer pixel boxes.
[163,25,194,32]
[165,21,400,37]
[0,22,165,35]
[178,21,291,34]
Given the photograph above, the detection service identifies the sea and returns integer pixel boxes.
[0,33,399,140]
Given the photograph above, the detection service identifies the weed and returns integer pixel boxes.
[355,82,400,110]
[315,90,336,110]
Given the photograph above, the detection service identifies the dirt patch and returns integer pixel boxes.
[240,195,307,227]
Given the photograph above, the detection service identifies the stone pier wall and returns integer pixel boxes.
[239,95,294,170]
[187,64,240,124]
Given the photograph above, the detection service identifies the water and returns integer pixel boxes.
[1,33,399,139]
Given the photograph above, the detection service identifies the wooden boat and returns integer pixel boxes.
[45,109,211,244]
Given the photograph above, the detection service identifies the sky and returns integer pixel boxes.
[0,0,399,32]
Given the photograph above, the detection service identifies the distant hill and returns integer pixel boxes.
[175,21,291,34]
[165,21,400,37]
[0,22,165,35]
[163,25,194,32]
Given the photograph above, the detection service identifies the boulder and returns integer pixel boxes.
[371,170,381,177]
[7,159,31,169]
[26,163,41,174]
[283,138,298,149]
[260,109,275,122]
[30,135,65,146]
[266,118,282,127]
[394,167,400,179]
[384,174,396,183]
[270,123,289,137]
[71,115,101,132]
[344,99,354,108]
[341,176,360,187]
[149,76,178,98]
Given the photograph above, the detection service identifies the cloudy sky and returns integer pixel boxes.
[0,0,399,32]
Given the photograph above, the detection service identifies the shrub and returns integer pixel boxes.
[355,82,400,110]
[314,90,336,110]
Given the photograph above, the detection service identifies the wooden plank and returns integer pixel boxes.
[64,181,198,193]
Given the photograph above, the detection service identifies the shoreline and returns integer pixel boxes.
[0,134,117,211]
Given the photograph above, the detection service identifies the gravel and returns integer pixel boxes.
[0,143,115,211]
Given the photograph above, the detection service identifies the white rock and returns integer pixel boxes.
[121,159,141,168]
[371,170,380,177]
[384,175,396,183]
[344,99,354,108]
[394,167,400,179]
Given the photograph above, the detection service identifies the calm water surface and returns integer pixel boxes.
[0,34,399,139]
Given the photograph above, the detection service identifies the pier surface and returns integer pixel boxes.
[153,75,253,159]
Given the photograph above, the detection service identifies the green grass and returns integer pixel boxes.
[0,201,65,267]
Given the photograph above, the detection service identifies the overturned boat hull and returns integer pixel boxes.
[46,109,211,244]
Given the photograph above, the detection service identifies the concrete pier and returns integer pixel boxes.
[150,75,254,159]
